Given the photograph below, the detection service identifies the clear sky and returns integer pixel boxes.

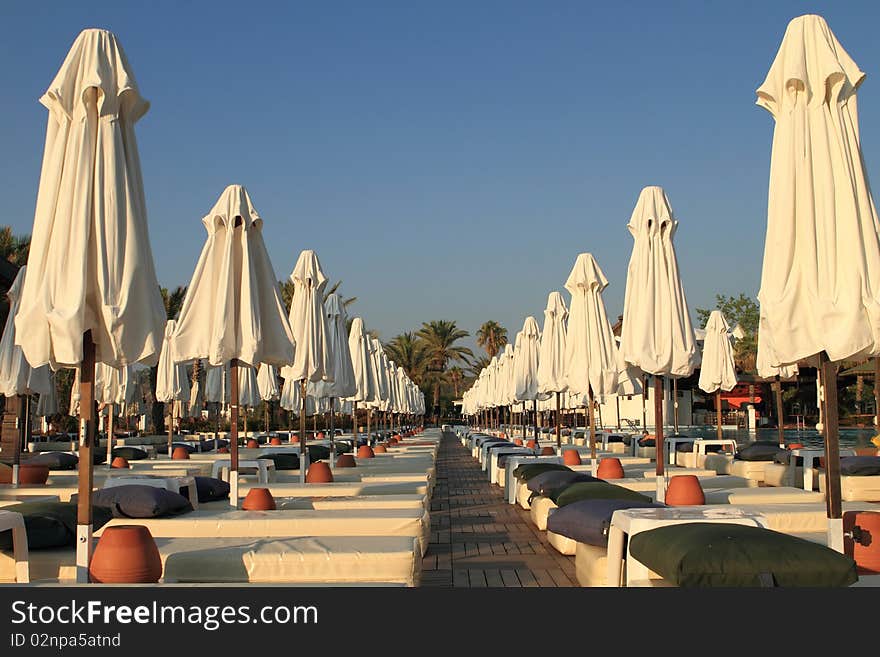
[2,1,879,356]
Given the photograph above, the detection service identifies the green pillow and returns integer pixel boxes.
[0,501,114,550]
[555,481,652,506]
[513,463,571,482]
[628,523,859,587]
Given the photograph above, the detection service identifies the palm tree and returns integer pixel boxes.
[448,366,464,397]
[152,285,188,432]
[279,278,356,314]
[477,320,507,358]
[0,227,30,266]
[417,320,473,421]
[468,355,491,378]
[160,285,188,320]
[384,332,429,385]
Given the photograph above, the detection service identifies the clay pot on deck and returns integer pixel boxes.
[111,457,130,469]
[246,439,259,449]
[513,438,523,446]
[218,446,229,454]
[563,450,582,466]
[665,475,705,506]
[526,440,537,449]
[335,454,357,468]
[89,525,162,583]
[845,511,880,574]
[357,446,375,459]
[540,446,555,456]
[242,487,277,511]
[306,462,334,483]
[289,435,300,444]
[171,447,190,460]
[270,437,282,446]
[374,444,388,454]
[597,458,624,480]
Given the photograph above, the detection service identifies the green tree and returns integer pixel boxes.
[0,227,30,266]
[384,332,428,385]
[448,366,464,397]
[468,355,491,378]
[416,320,473,420]
[476,320,508,359]
[279,278,356,314]
[160,285,188,321]
[696,293,759,372]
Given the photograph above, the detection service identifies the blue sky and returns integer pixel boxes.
[1,1,879,355]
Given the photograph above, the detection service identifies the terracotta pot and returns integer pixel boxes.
[855,448,878,457]
[563,450,582,466]
[111,457,130,469]
[526,440,537,449]
[242,487,276,510]
[388,437,399,446]
[665,475,705,506]
[16,464,50,485]
[845,511,880,574]
[306,461,334,483]
[597,458,624,480]
[316,432,325,440]
[374,444,388,454]
[171,447,190,460]
[392,434,402,442]
[270,437,282,446]
[357,446,375,459]
[513,438,523,446]
[289,435,300,444]
[246,439,259,449]
[787,443,804,450]
[218,446,229,454]
[89,525,162,583]
[335,454,357,468]
[540,446,555,456]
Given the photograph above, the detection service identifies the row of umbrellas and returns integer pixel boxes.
[0,13,873,577]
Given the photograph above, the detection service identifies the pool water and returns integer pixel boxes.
[661,427,878,450]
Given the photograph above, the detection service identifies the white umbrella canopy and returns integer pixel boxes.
[620,187,700,378]
[501,343,516,407]
[281,250,333,384]
[257,364,280,402]
[0,266,53,398]
[538,291,569,451]
[173,185,294,368]
[564,253,632,404]
[36,373,58,418]
[621,186,699,500]
[95,364,136,407]
[514,317,541,402]
[15,29,166,371]
[537,292,569,395]
[370,339,390,410]
[310,293,355,400]
[755,14,880,550]
[347,317,375,404]
[204,363,259,407]
[698,311,738,395]
[156,320,191,404]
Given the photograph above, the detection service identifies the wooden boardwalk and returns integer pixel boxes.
[421,430,578,587]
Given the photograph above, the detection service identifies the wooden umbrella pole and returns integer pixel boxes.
[76,330,97,583]
[874,357,880,432]
[555,392,561,453]
[654,375,665,503]
[229,359,240,507]
[300,379,307,483]
[820,352,843,552]
[775,377,785,447]
[105,403,114,468]
[716,390,723,440]
[673,378,679,434]
[616,396,621,431]
[589,388,597,474]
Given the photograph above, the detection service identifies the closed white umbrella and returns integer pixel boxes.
[698,310,738,441]
[756,317,799,447]
[370,339,391,437]
[257,363,280,434]
[281,250,333,479]
[621,186,699,501]
[36,372,58,419]
[537,291,569,452]
[564,253,637,471]
[347,317,375,444]
[174,185,293,504]
[0,266,52,484]
[311,294,355,459]
[513,316,542,443]
[756,14,880,550]
[156,320,191,456]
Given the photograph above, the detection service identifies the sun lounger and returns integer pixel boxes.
[95,507,431,556]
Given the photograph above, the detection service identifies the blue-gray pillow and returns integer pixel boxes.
[180,477,230,503]
[736,442,782,462]
[546,498,666,547]
[259,451,300,470]
[111,446,149,461]
[527,470,599,495]
[28,452,78,470]
[839,456,880,476]
[79,485,193,518]
[0,502,113,550]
